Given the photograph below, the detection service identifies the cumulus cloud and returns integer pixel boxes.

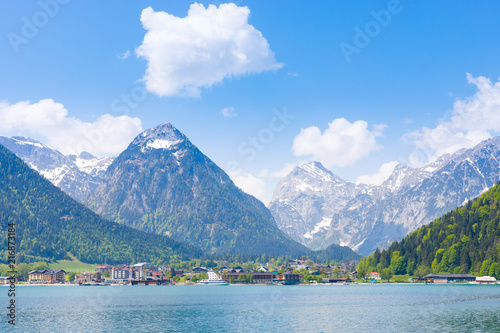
[136,3,283,97]
[227,168,267,203]
[408,74,500,161]
[220,106,237,117]
[292,118,385,168]
[356,161,399,186]
[0,99,143,156]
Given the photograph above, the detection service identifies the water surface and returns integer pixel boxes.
[2,284,500,332]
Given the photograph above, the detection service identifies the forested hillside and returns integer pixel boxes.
[315,243,361,262]
[0,144,202,264]
[358,183,500,279]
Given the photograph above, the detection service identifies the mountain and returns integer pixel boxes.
[270,136,500,256]
[85,123,310,256]
[0,136,114,202]
[0,143,202,264]
[357,182,500,279]
[268,161,376,245]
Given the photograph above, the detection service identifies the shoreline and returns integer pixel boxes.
[6,281,499,287]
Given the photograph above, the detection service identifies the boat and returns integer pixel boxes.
[197,270,229,285]
[474,276,497,284]
[197,279,229,285]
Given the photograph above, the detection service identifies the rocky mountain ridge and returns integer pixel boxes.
[269,136,500,255]
[0,136,114,202]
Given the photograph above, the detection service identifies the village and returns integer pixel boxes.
[20,259,360,286]
[15,259,499,286]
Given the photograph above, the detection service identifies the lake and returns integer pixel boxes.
[2,284,500,332]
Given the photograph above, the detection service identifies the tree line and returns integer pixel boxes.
[358,182,500,280]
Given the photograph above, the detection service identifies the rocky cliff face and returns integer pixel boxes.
[85,123,309,256]
[268,161,375,246]
[0,136,114,202]
[269,137,500,255]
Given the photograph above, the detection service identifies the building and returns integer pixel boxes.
[96,266,112,274]
[274,272,300,285]
[131,278,170,286]
[111,266,143,281]
[28,270,66,283]
[222,271,243,282]
[366,272,381,280]
[207,270,220,280]
[192,267,208,274]
[424,274,476,283]
[132,263,151,269]
[75,272,102,283]
[251,272,274,284]
[221,271,275,284]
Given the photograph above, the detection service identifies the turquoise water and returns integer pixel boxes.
[2,284,500,332]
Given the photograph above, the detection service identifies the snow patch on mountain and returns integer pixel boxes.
[303,217,331,239]
[146,139,184,150]
[11,136,49,149]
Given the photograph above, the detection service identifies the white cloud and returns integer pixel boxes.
[228,168,267,203]
[408,74,500,160]
[0,99,143,157]
[292,118,385,168]
[356,161,399,186]
[136,3,282,97]
[220,106,237,117]
[119,50,130,60]
[269,161,302,178]
[257,169,269,177]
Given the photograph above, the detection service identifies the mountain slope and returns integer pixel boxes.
[270,136,500,256]
[86,123,309,256]
[268,161,375,245]
[0,136,114,202]
[0,144,202,264]
[357,182,500,278]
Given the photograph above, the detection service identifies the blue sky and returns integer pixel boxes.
[1,0,500,204]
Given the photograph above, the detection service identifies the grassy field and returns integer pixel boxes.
[50,256,100,272]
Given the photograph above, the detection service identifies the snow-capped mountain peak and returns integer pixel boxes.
[133,123,188,153]
[299,161,336,182]
[269,136,500,255]
[138,123,186,142]
[0,136,115,202]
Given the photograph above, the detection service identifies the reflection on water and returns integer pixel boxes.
[2,284,500,332]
